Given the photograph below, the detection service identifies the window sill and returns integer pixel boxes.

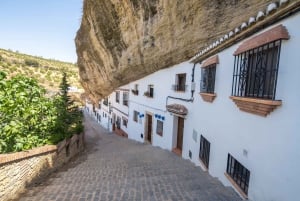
[199,93,217,103]
[230,96,282,117]
[224,173,248,200]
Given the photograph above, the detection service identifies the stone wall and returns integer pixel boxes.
[0,133,85,201]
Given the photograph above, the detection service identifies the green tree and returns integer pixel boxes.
[0,72,58,153]
[53,72,83,140]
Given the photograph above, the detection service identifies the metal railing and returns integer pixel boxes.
[232,40,281,100]
[172,84,188,92]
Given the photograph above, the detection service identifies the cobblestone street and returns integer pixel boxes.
[19,113,241,201]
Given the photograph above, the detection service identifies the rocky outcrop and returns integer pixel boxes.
[75,0,274,102]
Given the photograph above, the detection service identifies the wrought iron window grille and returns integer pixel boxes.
[200,64,216,94]
[172,84,188,92]
[199,135,210,169]
[131,89,139,95]
[232,40,282,100]
[226,154,250,195]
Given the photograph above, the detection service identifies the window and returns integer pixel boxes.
[226,154,250,195]
[230,25,289,116]
[132,84,139,95]
[122,117,128,128]
[116,91,120,103]
[200,64,216,93]
[199,135,210,169]
[156,120,163,136]
[123,92,129,106]
[173,73,187,92]
[133,110,139,122]
[103,98,108,106]
[116,116,121,129]
[144,85,154,98]
[232,40,281,100]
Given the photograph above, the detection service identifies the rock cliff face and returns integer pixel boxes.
[75,0,274,102]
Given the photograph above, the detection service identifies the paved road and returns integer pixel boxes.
[19,113,241,201]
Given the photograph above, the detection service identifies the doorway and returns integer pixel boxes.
[145,113,152,144]
[112,113,116,131]
[176,117,184,151]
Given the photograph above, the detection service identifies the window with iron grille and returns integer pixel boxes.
[199,135,210,169]
[116,116,121,129]
[123,92,129,106]
[133,110,139,122]
[173,73,187,92]
[200,64,216,93]
[103,98,108,106]
[132,84,139,95]
[122,117,128,128]
[232,40,281,100]
[226,154,250,195]
[144,85,154,98]
[116,91,120,103]
[156,120,163,136]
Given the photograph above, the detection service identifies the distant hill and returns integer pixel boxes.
[0,48,82,94]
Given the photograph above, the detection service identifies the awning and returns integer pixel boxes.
[166,104,188,116]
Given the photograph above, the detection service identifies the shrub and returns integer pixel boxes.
[24,59,39,67]
[0,71,83,153]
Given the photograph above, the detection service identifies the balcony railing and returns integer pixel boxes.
[172,84,188,92]
[123,99,128,106]
[131,89,139,95]
[144,91,153,98]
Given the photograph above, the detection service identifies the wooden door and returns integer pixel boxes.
[177,117,184,150]
[112,113,116,131]
[146,114,152,143]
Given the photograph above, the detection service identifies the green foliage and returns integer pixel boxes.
[54,72,83,140]
[24,59,39,67]
[0,48,83,91]
[0,71,83,153]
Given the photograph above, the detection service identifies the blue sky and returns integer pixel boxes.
[0,0,83,63]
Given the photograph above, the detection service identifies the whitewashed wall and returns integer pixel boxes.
[126,62,194,151]
[186,13,300,201]
[110,86,130,134]
[86,12,300,201]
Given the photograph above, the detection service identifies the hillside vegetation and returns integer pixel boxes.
[0,48,82,93]
[0,71,83,153]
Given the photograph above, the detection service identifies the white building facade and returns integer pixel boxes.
[86,2,300,201]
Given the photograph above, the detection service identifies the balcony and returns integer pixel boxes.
[131,89,139,95]
[172,84,187,92]
[123,99,128,106]
[144,91,153,98]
